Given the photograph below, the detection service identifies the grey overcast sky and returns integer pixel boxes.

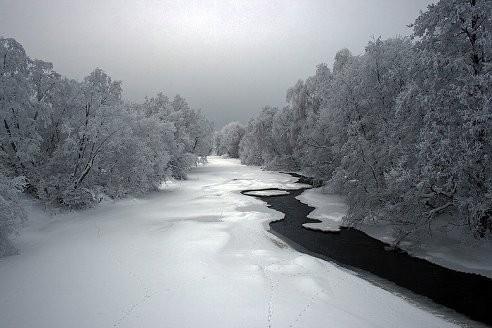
[0,0,434,127]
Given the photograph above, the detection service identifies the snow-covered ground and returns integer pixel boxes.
[0,157,460,328]
[297,187,492,279]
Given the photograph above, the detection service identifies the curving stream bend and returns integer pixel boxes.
[241,174,492,327]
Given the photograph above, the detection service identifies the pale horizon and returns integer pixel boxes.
[0,0,434,127]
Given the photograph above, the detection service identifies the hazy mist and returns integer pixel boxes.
[0,0,434,127]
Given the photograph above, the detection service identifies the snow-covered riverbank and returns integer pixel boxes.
[297,187,492,279]
[0,157,460,328]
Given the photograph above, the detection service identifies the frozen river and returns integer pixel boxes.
[0,157,463,328]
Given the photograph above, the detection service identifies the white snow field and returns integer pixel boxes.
[0,157,459,328]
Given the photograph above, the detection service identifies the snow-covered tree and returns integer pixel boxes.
[215,122,245,158]
[239,107,278,165]
[0,37,214,212]
[0,175,25,257]
[407,0,492,237]
[141,93,213,179]
[328,38,415,227]
[0,38,40,178]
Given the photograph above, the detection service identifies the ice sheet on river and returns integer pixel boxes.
[296,187,347,232]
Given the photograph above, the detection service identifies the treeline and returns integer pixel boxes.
[0,38,213,255]
[236,0,492,242]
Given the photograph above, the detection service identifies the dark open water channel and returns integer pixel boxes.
[241,174,492,327]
